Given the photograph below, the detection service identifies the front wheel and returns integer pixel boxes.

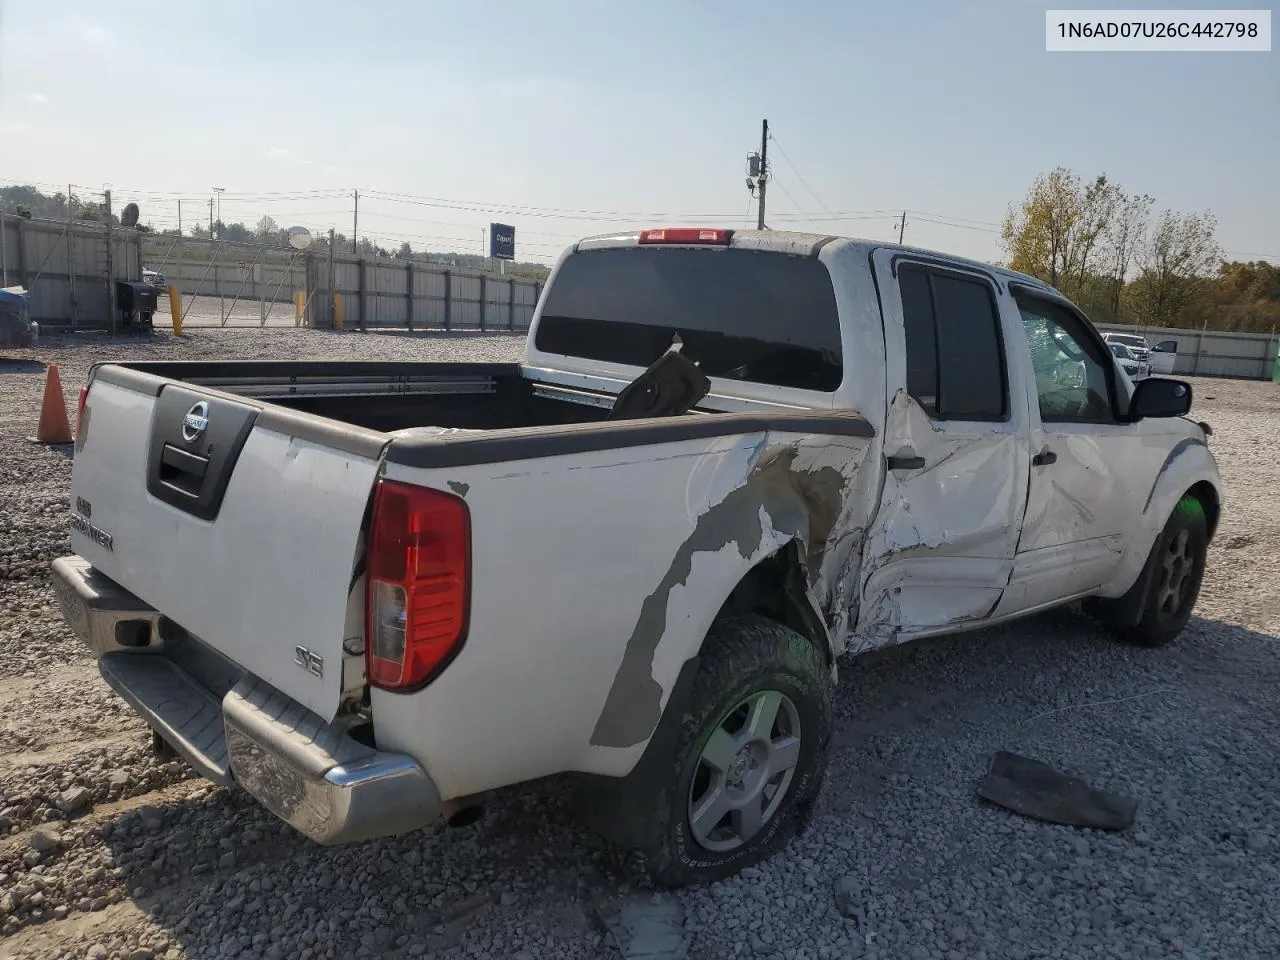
[622,614,832,888]
[1094,495,1208,647]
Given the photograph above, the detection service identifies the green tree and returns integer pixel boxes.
[0,185,68,219]
[1000,168,1121,299]
[254,215,279,243]
[1127,210,1220,327]
[1103,191,1153,317]
[221,222,252,243]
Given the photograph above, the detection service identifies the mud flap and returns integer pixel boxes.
[574,655,701,850]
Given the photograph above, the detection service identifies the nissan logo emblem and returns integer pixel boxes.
[182,401,209,444]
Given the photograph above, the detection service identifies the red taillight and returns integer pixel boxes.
[365,480,470,691]
[638,228,733,245]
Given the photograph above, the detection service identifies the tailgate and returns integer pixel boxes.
[71,369,387,720]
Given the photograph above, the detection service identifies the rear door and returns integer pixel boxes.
[71,370,385,720]
[861,252,1031,633]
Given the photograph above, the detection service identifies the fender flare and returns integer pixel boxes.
[1099,438,1221,601]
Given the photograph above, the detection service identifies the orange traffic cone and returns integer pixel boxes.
[27,362,73,445]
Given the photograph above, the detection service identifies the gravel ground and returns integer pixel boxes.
[2,328,1279,960]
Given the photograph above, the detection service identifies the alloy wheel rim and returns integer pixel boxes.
[686,690,802,853]
[1156,528,1195,618]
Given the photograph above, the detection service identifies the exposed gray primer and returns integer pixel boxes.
[1141,437,1206,512]
[447,480,470,498]
[589,444,851,749]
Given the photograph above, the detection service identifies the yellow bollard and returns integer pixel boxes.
[168,285,183,336]
[333,293,345,330]
[294,291,306,327]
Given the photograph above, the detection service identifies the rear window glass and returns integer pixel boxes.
[534,246,843,391]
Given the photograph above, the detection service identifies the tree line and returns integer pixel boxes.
[1,184,119,225]
[1001,168,1278,333]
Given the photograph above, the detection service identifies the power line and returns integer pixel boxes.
[1224,250,1280,261]
[909,213,1001,234]
[768,175,821,232]
[767,129,836,218]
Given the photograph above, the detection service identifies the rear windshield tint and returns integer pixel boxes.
[534,246,843,391]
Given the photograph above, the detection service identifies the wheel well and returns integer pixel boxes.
[1185,481,1220,541]
[714,545,830,666]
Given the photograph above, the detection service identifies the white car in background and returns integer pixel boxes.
[1109,341,1150,381]
[1103,331,1151,363]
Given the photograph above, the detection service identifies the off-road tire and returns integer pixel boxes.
[619,613,832,888]
[1093,495,1208,648]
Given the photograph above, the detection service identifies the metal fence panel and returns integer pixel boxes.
[0,218,539,333]
[0,214,145,330]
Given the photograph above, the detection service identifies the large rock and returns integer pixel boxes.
[55,786,93,815]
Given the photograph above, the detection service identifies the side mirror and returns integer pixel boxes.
[1130,377,1192,420]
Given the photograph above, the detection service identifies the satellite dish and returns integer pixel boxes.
[120,203,140,228]
[287,226,313,250]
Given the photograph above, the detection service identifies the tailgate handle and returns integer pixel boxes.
[159,442,209,496]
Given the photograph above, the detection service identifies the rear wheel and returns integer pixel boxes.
[620,614,832,888]
[1094,495,1208,647]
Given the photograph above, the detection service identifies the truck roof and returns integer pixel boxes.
[571,228,1059,298]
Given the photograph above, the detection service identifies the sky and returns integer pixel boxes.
[0,0,1276,265]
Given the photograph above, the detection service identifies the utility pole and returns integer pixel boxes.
[898,211,906,244]
[66,185,76,329]
[105,190,115,335]
[328,226,337,327]
[177,199,182,235]
[757,119,769,230]
[352,190,359,254]
[208,198,214,236]
[212,187,224,239]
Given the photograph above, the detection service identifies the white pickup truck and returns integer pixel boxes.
[54,228,1221,887]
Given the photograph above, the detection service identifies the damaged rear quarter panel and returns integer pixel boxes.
[589,431,877,751]
[371,428,875,795]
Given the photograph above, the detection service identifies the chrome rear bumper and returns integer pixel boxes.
[52,554,443,845]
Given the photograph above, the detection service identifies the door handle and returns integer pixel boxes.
[887,455,926,471]
[1032,449,1058,467]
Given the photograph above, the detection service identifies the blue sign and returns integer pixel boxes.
[489,223,515,261]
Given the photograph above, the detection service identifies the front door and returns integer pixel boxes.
[859,251,1031,636]
[994,291,1154,615]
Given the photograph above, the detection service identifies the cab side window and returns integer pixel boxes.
[1016,294,1115,423]
[899,265,1007,421]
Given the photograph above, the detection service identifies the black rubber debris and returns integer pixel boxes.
[608,337,710,421]
[978,750,1138,831]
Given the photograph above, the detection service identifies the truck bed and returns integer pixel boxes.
[101,359,611,434]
